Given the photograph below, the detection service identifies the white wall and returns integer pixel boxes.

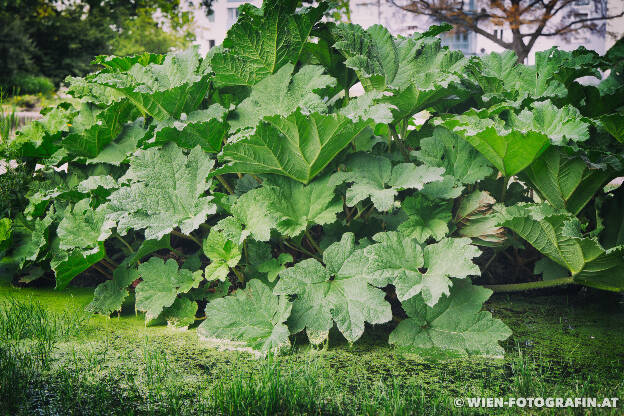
[350,0,616,63]
[186,0,622,60]
[606,0,624,50]
[185,0,261,55]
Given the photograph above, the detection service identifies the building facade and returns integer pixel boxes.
[350,0,616,63]
[185,0,261,55]
[187,0,621,62]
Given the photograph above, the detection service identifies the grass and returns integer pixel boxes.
[0,99,18,143]
[0,277,623,415]
[0,297,90,342]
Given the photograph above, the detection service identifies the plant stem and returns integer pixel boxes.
[114,233,134,253]
[305,228,322,254]
[171,230,202,248]
[99,259,116,272]
[482,277,575,293]
[284,241,322,262]
[388,124,400,150]
[104,256,119,268]
[353,203,373,221]
[232,267,245,283]
[92,264,112,279]
[398,117,409,142]
[500,176,510,201]
[216,174,234,195]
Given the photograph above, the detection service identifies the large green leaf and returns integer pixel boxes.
[230,187,279,242]
[440,100,588,177]
[500,204,602,275]
[51,242,106,289]
[229,64,336,131]
[11,212,54,268]
[533,47,601,87]
[500,204,624,291]
[10,106,73,158]
[338,91,395,125]
[86,119,147,165]
[274,233,391,344]
[211,0,326,86]
[198,279,292,353]
[217,111,370,184]
[203,228,242,282]
[57,199,112,252]
[467,50,520,104]
[337,153,444,212]
[599,113,624,143]
[0,218,12,254]
[161,297,198,328]
[332,24,398,91]
[258,253,293,283]
[87,261,138,315]
[300,22,359,93]
[599,187,624,249]
[126,236,172,266]
[135,257,198,321]
[90,48,209,120]
[414,127,493,185]
[389,279,511,356]
[149,105,228,152]
[386,37,468,118]
[106,144,216,240]
[365,232,481,306]
[510,101,589,146]
[467,47,596,105]
[397,195,452,243]
[574,246,624,291]
[63,101,138,158]
[251,174,343,237]
[522,147,611,215]
[92,53,166,73]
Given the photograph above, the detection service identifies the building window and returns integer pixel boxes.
[227,7,241,28]
[454,31,468,42]
[441,29,473,54]
[493,29,504,40]
[208,12,215,22]
[208,40,216,49]
[574,12,589,20]
[574,0,590,5]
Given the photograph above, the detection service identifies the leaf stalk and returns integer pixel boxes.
[171,230,202,248]
[482,277,575,293]
[216,174,234,195]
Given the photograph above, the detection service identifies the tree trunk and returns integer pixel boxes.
[511,30,529,63]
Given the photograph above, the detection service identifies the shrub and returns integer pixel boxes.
[9,74,55,96]
[0,0,623,357]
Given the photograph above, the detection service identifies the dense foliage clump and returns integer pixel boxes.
[1,0,623,355]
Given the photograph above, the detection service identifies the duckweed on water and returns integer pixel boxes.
[1,278,623,415]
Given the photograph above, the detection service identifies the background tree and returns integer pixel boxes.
[111,9,195,56]
[302,0,352,22]
[0,0,214,90]
[389,0,624,62]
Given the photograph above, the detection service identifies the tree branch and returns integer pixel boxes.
[388,0,513,49]
[538,11,624,37]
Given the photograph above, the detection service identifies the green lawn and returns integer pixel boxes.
[1,275,623,415]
